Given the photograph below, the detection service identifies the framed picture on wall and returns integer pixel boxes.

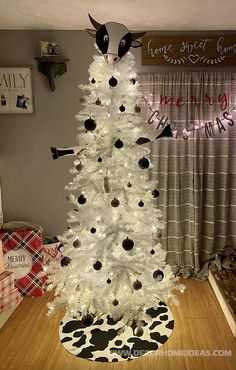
[0,66,34,114]
[40,41,60,57]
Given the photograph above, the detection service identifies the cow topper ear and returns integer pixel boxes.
[131,40,143,48]
[86,28,97,38]
[131,31,146,48]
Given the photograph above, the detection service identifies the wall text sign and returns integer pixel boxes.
[0,67,34,113]
[142,34,236,66]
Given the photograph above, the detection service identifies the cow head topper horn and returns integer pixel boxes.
[86,14,146,65]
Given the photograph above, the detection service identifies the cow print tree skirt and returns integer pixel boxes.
[59,301,174,362]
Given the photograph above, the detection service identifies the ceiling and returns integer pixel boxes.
[0,0,235,31]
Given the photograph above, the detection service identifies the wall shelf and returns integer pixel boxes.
[34,56,70,91]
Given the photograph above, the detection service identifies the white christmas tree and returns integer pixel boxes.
[46,50,184,327]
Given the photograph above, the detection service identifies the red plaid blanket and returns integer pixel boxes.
[0,288,21,314]
[0,271,15,297]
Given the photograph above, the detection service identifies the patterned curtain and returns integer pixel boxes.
[138,72,236,278]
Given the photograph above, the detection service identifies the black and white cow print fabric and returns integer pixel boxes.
[59,301,174,362]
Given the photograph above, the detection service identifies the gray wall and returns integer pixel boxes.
[0,30,235,238]
[0,31,96,237]
[0,30,149,237]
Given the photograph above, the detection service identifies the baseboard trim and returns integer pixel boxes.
[208,270,236,337]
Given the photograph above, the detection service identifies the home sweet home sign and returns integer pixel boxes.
[142,34,236,66]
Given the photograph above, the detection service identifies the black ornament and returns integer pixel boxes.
[150,249,155,255]
[76,163,83,171]
[119,104,125,112]
[138,157,150,169]
[152,189,160,198]
[91,78,96,84]
[73,239,81,248]
[127,182,132,188]
[90,227,96,234]
[122,237,134,251]
[153,269,164,281]
[157,230,163,238]
[109,76,118,87]
[138,200,144,207]
[61,256,71,267]
[134,105,141,113]
[93,260,102,270]
[112,299,119,306]
[114,139,123,149]
[131,78,136,84]
[81,314,94,327]
[107,278,111,284]
[133,280,142,290]
[79,96,86,103]
[84,118,96,131]
[78,194,87,204]
[111,198,120,207]
[98,157,103,162]
[95,98,101,105]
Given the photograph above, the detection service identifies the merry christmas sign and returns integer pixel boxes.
[139,71,236,139]
[0,228,44,296]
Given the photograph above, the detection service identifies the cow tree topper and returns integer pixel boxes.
[86,14,146,65]
[50,16,172,161]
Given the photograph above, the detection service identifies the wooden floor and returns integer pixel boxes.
[0,279,235,370]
